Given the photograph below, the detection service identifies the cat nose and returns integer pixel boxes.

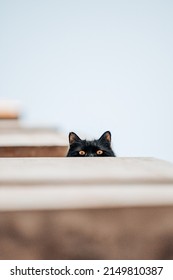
[89,154,94,157]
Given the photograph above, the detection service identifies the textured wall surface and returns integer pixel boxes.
[0,207,173,260]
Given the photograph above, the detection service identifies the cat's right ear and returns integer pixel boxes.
[69,132,81,145]
[98,131,112,143]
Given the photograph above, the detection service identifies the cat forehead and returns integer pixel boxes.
[81,140,98,147]
[73,140,100,150]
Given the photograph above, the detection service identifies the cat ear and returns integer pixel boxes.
[69,132,81,145]
[98,131,111,143]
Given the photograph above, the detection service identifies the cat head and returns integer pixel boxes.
[66,131,115,157]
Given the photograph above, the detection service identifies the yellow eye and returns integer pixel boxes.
[96,150,103,155]
[79,150,85,155]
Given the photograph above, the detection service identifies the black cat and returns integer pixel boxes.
[66,131,115,157]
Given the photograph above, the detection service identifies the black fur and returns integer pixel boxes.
[66,131,116,157]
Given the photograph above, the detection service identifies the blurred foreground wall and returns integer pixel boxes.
[0,206,173,260]
[0,157,173,260]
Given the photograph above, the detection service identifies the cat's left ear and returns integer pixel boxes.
[98,131,111,143]
[69,132,81,145]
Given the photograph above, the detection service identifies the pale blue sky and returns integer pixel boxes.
[0,0,173,161]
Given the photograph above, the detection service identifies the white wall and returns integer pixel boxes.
[0,0,173,162]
